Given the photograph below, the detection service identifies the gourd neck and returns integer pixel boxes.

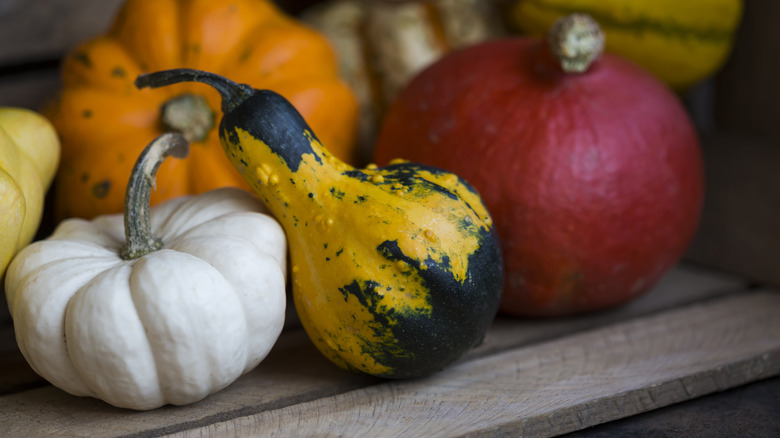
[135,68,349,200]
[216,88,351,218]
[547,13,605,74]
[136,69,255,116]
[120,133,189,260]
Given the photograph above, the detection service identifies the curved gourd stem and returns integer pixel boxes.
[120,133,190,260]
[135,68,255,114]
[547,13,605,74]
[136,68,339,185]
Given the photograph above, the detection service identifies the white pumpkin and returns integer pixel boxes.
[4,134,287,410]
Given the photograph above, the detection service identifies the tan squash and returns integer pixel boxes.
[302,0,505,156]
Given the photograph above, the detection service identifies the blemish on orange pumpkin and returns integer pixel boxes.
[72,52,92,67]
[92,180,111,199]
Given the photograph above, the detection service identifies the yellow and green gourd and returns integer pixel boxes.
[135,69,504,378]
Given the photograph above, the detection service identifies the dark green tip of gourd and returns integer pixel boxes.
[134,68,255,115]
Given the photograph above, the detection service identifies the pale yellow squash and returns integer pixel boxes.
[0,108,60,276]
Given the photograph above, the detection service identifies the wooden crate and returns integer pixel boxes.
[1,1,779,437]
[684,0,780,286]
[2,264,778,437]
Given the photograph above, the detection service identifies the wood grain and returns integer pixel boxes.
[0,264,763,438]
[169,290,780,438]
[0,264,745,395]
[474,262,747,360]
[0,329,381,438]
[0,2,777,436]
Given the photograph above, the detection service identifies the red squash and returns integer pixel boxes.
[373,14,704,317]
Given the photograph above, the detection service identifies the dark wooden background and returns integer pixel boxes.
[0,1,778,436]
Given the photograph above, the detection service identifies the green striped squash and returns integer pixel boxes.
[506,0,743,90]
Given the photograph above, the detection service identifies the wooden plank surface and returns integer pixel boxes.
[172,291,780,438]
[564,375,780,437]
[1,264,771,438]
[0,263,746,394]
[0,2,777,436]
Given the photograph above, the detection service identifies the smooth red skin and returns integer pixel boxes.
[373,38,704,317]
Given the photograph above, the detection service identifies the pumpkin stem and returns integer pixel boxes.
[547,13,605,74]
[160,94,215,143]
[120,133,190,260]
[135,69,255,115]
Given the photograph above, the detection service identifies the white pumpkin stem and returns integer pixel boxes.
[120,133,190,260]
[547,13,605,74]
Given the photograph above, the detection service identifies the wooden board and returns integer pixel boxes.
[563,375,780,437]
[0,0,123,65]
[3,264,778,438]
[686,131,780,286]
[714,0,780,147]
[680,0,780,287]
[0,2,778,436]
[187,291,780,438]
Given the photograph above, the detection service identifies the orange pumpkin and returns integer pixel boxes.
[45,0,359,220]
